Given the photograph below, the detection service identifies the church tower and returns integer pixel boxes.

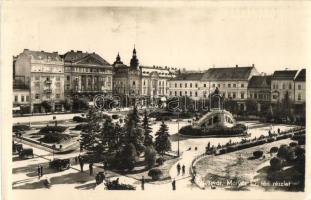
[130,46,139,69]
[113,52,124,66]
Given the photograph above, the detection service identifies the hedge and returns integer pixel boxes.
[39,133,72,144]
[72,116,88,122]
[253,150,263,159]
[270,147,279,153]
[105,179,136,190]
[13,124,30,132]
[71,123,90,131]
[148,168,163,181]
[179,124,246,137]
[39,126,67,133]
[270,157,283,171]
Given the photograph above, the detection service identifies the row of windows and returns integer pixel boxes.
[168,90,245,99]
[170,91,199,97]
[70,67,109,73]
[34,94,61,99]
[171,82,245,89]
[14,95,30,102]
[33,76,61,81]
[249,93,270,100]
[272,83,292,90]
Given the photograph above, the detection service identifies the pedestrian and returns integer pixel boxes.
[89,163,93,175]
[40,165,43,177]
[75,156,78,165]
[182,165,185,175]
[172,179,176,190]
[141,176,145,190]
[278,128,280,134]
[195,146,198,151]
[37,165,41,179]
[177,163,181,175]
[80,158,84,172]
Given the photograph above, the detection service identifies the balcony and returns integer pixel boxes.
[45,80,52,84]
[44,89,52,93]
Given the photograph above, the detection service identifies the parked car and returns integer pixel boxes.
[49,158,71,171]
[13,143,23,154]
[19,148,34,159]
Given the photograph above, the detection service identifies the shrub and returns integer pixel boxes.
[144,146,157,169]
[39,126,67,133]
[148,168,163,181]
[270,147,279,153]
[253,150,263,159]
[179,124,246,136]
[13,124,30,132]
[71,123,90,131]
[277,144,289,159]
[72,116,88,122]
[156,157,165,165]
[289,142,298,147]
[40,133,72,144]
[111,114,119,120]
[270,157,283,171]
[105,179,136,190]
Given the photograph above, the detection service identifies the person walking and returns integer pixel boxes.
[37,165,41,179]
[40,165,43,177]
[89,163,93,175]
[79,158,84,172]
[182,165,185,176]
[141,176,145,190]
[177,163,181,175]
[172,179,176,190]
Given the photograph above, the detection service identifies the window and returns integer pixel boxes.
[180,83,182,88]
[195,91,198,97]
[212,84,215,88]
[67,76,70,81]
[66,84,70,90]
[298,93,301,101]
[185,83,187,88]
[35,94,40,99]
[133,81,136,86]
[143,81,146,86]
[254,93,257,99]
[35,76,40,81]
[170,91,172,96]
[233,83,236,88]
[46,76,50,81]
[282,83,285,89]
[190,91,192,96]
[21,95,24,102]
[289,83,292,90]
[241,83,244,88]
[175,91,177,96]
[298,84,301,90]
[232,92,236,99]
[241,92,245,99]
[26,95,29,102]
[175,83,177,88]
[56,82,61,87]
[190,83,192,88]
[180,91,182,96]
[185,91,188,96]
[228,92,231,98]
[56,94,60,99]
[203,84,206,87]
[14,95,18,102]
[228,84,231,88]
[56,76,60,81]
[217,84,220,88]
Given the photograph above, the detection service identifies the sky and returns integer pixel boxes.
[2,2,311,74]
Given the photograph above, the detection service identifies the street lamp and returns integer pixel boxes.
[176,108,182,157]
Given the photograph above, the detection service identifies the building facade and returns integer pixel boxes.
[271,70,298,103]
[63,51,113,99]
[14,49,65,113]
[168,72,205,100]
[247,75,271,111]
[294,69,306,104]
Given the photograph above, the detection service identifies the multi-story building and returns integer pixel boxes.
[63,50,113,99]
[294,69,306,104]
[14,49,65,113]
[271,70,298,103]
[247,75,271,111]
[167,72,205,100]
[201,65,259,110]
[113,47,175,106]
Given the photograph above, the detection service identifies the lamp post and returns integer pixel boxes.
[176,108,181,157]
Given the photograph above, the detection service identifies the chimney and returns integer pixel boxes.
[71,50,74,52]
[235,65,238,68]
[252,64,255,67]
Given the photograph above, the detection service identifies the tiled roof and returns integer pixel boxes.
[271,70,298,80]
[63,51,111,66]
[294,69,306,81]
[248,75,271,89]
[202,66,255,81]
[171,72,204,81]
[23,49,62,62]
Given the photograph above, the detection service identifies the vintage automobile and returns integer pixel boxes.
[13,143,23,154]
[49,158,71,171]
[19,148,34,159]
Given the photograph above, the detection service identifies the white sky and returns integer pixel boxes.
[2,2,311,74]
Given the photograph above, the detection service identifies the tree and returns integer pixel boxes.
[144,145,157,169]
[124,106,145,154]
[101,117,117,152]
[154,121,171,156]
[80,108,101,153]
[245,99,257,115]
[41,101,52,113]
[142,110,153,146]
[72,98,89,111]
[224,99,238,114]
[115,143,137,171]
